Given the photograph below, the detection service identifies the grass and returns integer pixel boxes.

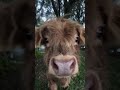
[108,55,120,90]
[0,54,23,90]
[35,48,120,90]
[0,49,120,90]
[35,50,85,90]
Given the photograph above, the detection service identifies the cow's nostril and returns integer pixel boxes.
[52,59,59,70]
[70,60,75,70]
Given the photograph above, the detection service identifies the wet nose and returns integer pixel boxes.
[51,58,76,76]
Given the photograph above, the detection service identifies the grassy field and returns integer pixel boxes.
[35,50,85,90]
[108,55,120,90]
[0,50,120,90]
[0,54,24,90]
[35,49,120,90]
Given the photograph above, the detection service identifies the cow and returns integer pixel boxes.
[35,18,85,90]
[85,0,109,89]
[86,0,120,90]
[0,0,35,90]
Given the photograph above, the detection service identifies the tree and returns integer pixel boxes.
[36,0,85,25]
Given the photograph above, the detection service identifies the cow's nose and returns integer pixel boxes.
[51,58,76,76]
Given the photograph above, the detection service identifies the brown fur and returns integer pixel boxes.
[36,18,85,90]
[86,0,120,90]
[86,0,111,89]
[35,26,41,48]
[0,0,35,90]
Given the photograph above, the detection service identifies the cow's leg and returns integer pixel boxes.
[85,70,102,90]
[47,75,57,90]
[21,49,35,90]
[48,79,57,90]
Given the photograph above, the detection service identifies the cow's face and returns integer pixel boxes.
[12,0,35,51]
[36,18,85,78]
[0,0,34,52]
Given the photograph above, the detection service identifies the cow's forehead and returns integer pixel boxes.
[42,19,78,37]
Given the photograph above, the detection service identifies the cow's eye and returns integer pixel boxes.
[42,37,49,46]
[75,36,80,45]
[44,38,48,44]
[23,27,33,40]
[96,26,105,39]
[25,31,33,40]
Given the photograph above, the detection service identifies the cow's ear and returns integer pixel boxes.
[13,0,34,38]
[14,0,34,26]
[40,27,49,46]
[76,25,85,45]
[35,27,41,48]
[35,26,49,47]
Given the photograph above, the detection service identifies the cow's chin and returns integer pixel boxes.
[48,72,79,79]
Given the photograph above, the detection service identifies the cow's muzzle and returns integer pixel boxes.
[50,56,78,76]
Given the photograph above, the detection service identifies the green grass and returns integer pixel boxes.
[0,49,120,90]
[0,54,23,90]
[108,56,120,90]
[35,50,85,90]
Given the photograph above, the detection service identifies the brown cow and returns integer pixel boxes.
[0,0,35,90]
[86,0,120,90]
[36,18,85,90]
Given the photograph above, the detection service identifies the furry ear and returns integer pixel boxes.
[80,27,85,45]
[76,25,85,45]
[13,0,34,32]
[35,25,49,48]
[35,27,41,48]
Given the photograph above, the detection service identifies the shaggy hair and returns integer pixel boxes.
[40,18,84,63]
[86,0,120,90]
[36,18,85,89]
[0,0,35,90]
